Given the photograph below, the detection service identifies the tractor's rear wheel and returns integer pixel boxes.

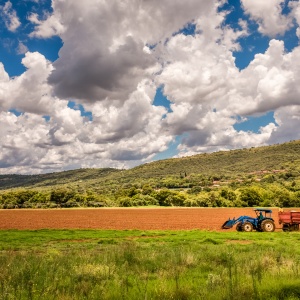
[236,222,242,231]
[242,222,253,232]
[261,220,275,232]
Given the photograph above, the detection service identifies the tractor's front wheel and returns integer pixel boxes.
[236,222,242,231]
[261,220,275,232]
[242,222,253,232]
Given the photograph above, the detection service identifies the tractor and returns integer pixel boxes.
[222,208,275,232]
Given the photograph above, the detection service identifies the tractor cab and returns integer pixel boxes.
[254,208,272,221]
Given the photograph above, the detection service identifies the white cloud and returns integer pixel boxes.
[290,1,300,38]
[0,55,172,173]
[155,8,300,156]
[29,0,216,102]
[0,94,172,174]
[1,1,21,32]
[241,0,293,36]
[269,106,300,143]
[28,12,65,38]
[16,41,28,55]
[0,112,51,171]
[232,39,300,115]
[0,52,54,114]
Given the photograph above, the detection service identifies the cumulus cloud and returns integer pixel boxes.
[0,98,172,174]
[269,106,300,143]
[241,0,294,37]
[155,4,300,155]
[28,12,65,38]
[233,39,300,115]
[30,0,216,102]
[156,8,242,152]
[0,52,54,114]
[290,1,300,38]
[0,53,171,173]
[0,1,21,32]
[0,112,51,170]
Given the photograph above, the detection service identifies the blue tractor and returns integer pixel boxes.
[222,208,275,232]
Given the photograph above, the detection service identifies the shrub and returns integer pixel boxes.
[132,194,158,206]
[119,196,133,207]
[238,187,262,206]
[86,201,106,207]
[165,193,186,206]
[65,200,80,208]
[153,189,173,206]
[141,184,154,195]
[187,186,202,194]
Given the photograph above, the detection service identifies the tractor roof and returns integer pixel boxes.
[254,208,272,213]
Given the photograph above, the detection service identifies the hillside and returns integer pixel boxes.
[0,140,300,191]
[0,168,120,190]
[125,140,300,178]
[1,140,300,209]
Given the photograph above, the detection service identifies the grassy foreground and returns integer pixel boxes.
[1,230,300,299]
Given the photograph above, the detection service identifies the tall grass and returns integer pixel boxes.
[1,230,300,299]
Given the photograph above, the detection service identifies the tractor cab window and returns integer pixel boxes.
[265,212,272,218]
[255,209,272,219]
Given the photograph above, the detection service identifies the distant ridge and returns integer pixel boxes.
[1,140,300,191]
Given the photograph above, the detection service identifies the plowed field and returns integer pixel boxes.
[0,207,282,231]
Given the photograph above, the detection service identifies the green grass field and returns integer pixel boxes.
[1,229,300,299]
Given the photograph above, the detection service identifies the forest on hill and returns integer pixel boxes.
[1,140,300,209]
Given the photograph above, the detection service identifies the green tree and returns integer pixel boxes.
[141,184,154,195]
[220,188,236,201]
[119,196,133,207]
[269,185,292,207]
[165,193,186,206]
[187,186,202,194]
[50,189,76,207]
[238,187,262,207]
[154,189,173,206]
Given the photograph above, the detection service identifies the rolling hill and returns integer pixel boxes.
[0,140,300,191]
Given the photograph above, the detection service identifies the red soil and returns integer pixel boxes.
[0,207,282,231]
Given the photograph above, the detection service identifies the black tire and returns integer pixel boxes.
[256,225,263,232]
[242,222,253,232]
[282,224,290,232]
[236,222,242,231]
[261,220,275,232]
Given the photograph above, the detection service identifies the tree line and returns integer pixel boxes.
[1,179,299,209]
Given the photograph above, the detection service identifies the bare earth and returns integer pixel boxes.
[0,207,282,231]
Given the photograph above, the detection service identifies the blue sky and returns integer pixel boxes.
[1,0,300,174]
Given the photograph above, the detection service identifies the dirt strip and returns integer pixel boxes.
[0,207,282,231]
